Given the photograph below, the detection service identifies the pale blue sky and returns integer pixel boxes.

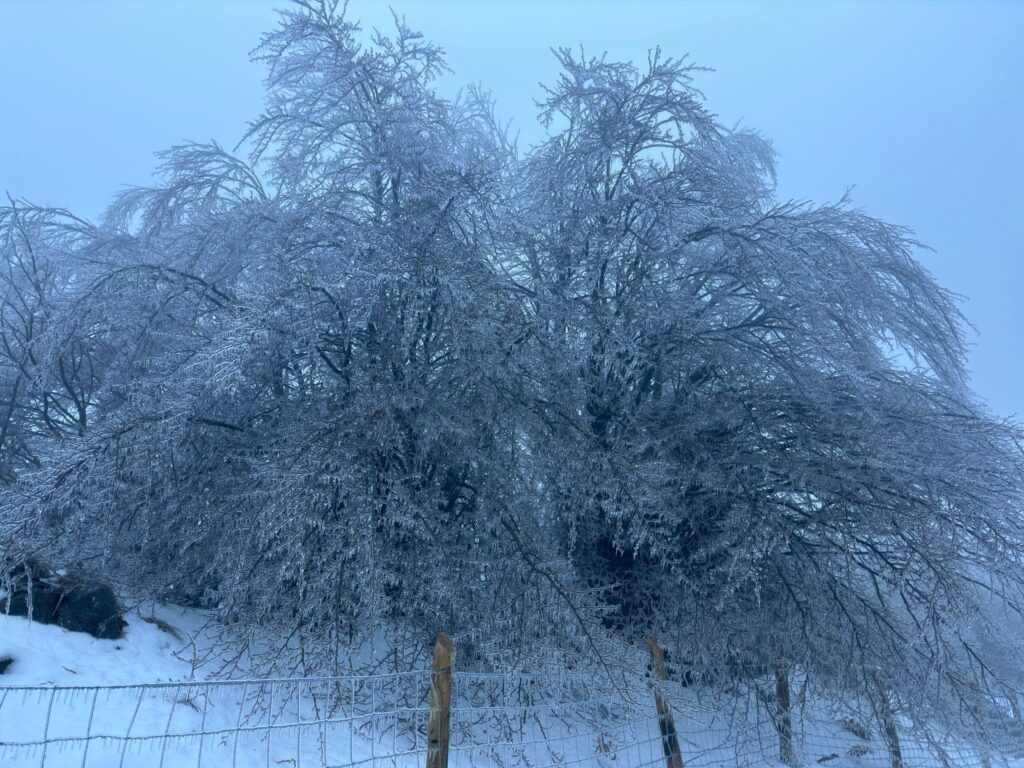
[1,1,1022,417]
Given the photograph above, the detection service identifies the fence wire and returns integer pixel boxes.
[0,668,1017,767]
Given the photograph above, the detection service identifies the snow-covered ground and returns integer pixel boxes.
[0,604,1011,768]
[0,603,386,768]
[0,601,207,687]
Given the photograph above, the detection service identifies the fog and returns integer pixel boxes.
[2,0,1022,416]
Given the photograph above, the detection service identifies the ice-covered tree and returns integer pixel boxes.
[2,0,1023,755]
[509,46,1024,747]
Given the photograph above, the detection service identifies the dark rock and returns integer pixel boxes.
[6,582,61,624]
[0,656,12,674]
[56,584,126,640]
[5,561,125,640]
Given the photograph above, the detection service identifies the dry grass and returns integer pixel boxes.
[140,615,183,642]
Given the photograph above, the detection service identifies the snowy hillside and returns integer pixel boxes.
[0,604,416,767]
[1,602,206,687]
[2,605,1011,768]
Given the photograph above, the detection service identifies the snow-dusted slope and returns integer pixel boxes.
[0,603,206,687]
[0,605,385,768]
[0,606,1013,768]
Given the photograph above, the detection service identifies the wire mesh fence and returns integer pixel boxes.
[0,665,1016,767]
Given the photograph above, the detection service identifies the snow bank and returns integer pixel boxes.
[0,603,203,687]
[0,606,1013,768]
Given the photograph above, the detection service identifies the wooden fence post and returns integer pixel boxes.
[646,636,684,768]
[426,633,455,768]
[873,674,903,768]
[774,663,795,766]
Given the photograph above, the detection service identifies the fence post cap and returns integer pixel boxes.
[432,633,455,671]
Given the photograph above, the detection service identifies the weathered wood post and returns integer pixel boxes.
[873,674,903,768]
[774,663,795,766]
[646,636,684,768]
[426,633,455,768]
